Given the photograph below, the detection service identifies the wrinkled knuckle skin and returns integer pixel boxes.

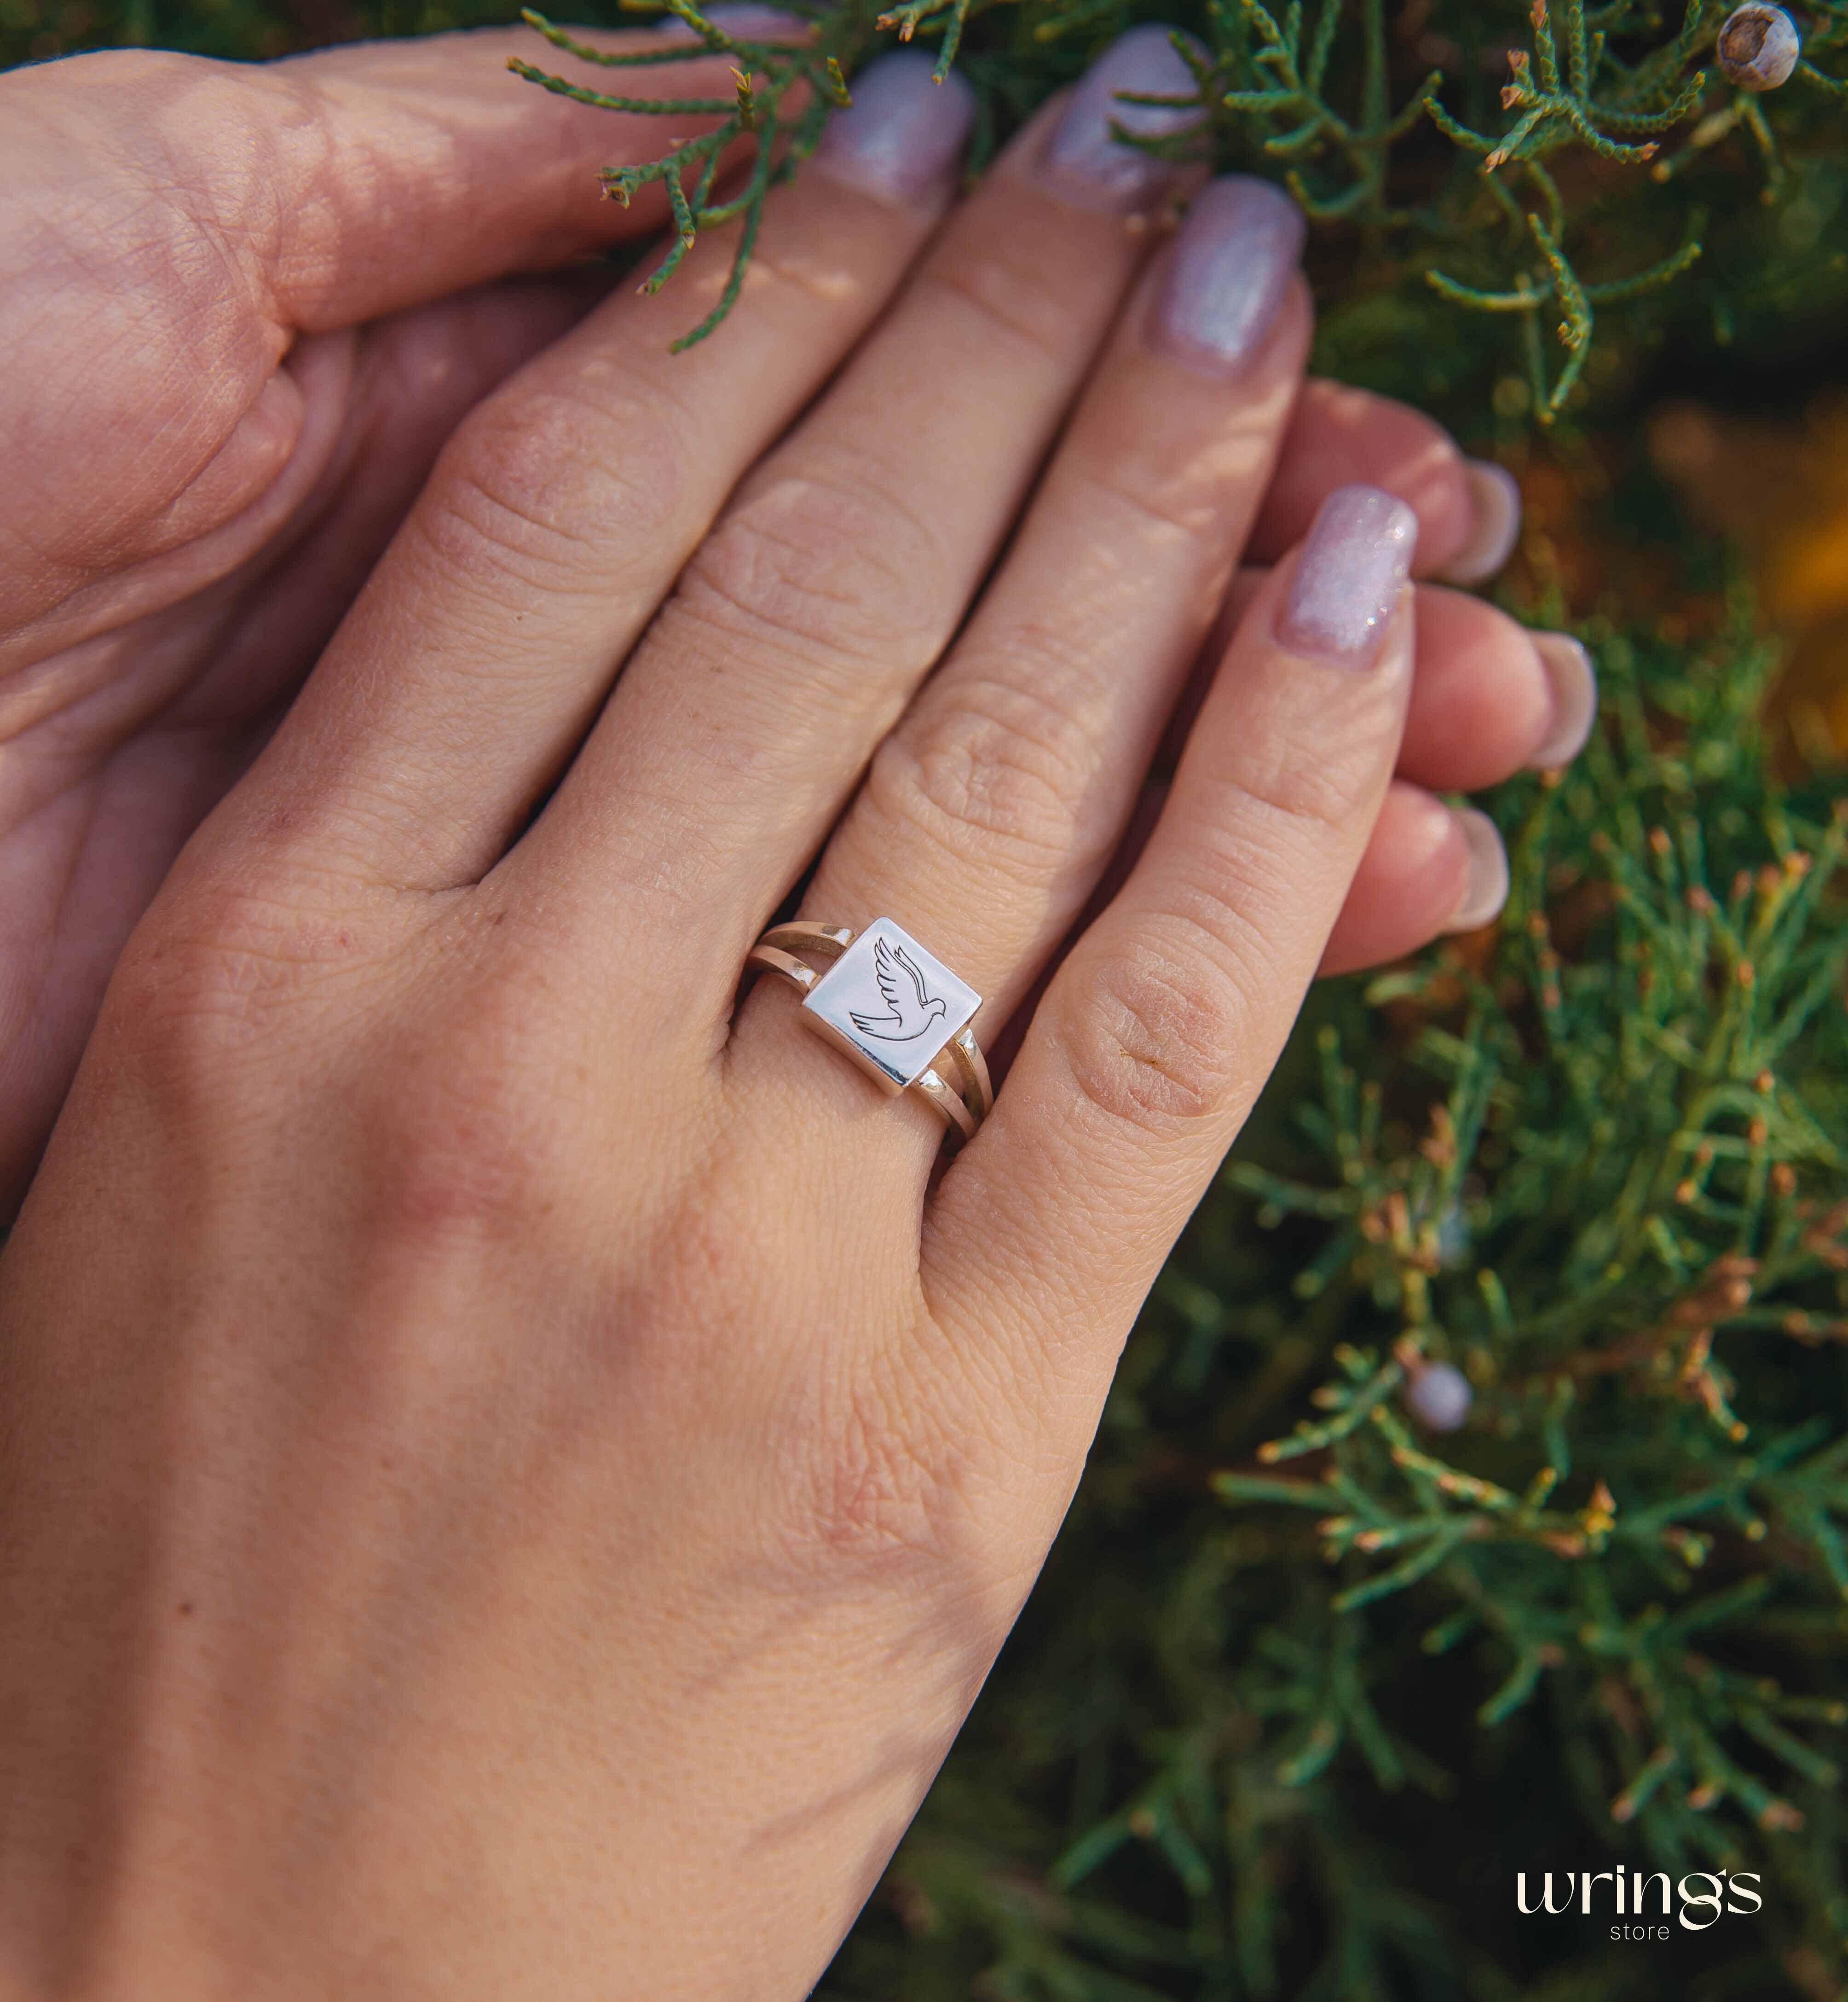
[1219,736,1369,847]
[918,248,1079,366]
[768,1349,980,1581]
[870,673,1098,871]
[670,464,945,671]
[105,885,378,1092]
[1063,932,1248,1133]
[419,387,682,596]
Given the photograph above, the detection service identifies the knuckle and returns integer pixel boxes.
[364,990,569,1244]
[107,880,378,1081]
[770,1343,982,1580]
[915,250,1078,366]
[870,671,1098,869]
[420,387,682,594]
[670,459,946,671]
[1061,926,1249,1133]
[1208,721,1374,847]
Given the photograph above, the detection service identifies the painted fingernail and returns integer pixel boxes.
[1277,483,1418,663]
[1529,633,1599,768]
[661,2,806,40]
[810,51,976,207]
[1038,24,1203,214]
[1442,807,1510,934]
[1153,176,1304,375]
[1437,459,1523,585]
[700,2,805,32]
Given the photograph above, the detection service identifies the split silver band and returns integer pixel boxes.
[745,919,992,1143]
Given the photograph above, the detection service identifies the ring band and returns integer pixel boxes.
[745,919,992,1143]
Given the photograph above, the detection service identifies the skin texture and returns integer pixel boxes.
[0,26,1591,2000]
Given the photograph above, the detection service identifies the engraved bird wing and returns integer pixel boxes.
[850,936,910,1035]
[893,944,932,1012]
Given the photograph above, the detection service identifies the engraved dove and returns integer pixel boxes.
[850,936,948,1044]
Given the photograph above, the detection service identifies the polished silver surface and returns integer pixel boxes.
[801,918,981,1094]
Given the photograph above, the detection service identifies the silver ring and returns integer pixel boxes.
[745,918,992,1144]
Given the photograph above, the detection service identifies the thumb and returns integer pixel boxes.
[0,19,783,636]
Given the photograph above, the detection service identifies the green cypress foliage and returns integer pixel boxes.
[8,0,1848,1989]
[820,546,1848,1997]
[490,0,1848,404]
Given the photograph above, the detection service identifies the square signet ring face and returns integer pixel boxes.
[801,918,981,1094]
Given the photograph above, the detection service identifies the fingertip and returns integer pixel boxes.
[1529,632,1599,768]
[1434,458,1523,587]
[1314,780,1459,978]
[1248,383,1482,578]
[807,50,976,209]
[1441,805,1510,935]
[1273,482,1418,666]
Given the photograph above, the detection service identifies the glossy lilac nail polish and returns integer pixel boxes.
[698,3,806,34]
[1038,24,1202,213]
[810,51,976,207]
[1154,176,1304,374]
[1277,484,1418,662]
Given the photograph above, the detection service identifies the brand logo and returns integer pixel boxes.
[1517,1869,1761,1939]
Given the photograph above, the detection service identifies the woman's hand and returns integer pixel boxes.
[0,21,1592,1223]
[0,20,774,1215]
[0,29,1597,1999]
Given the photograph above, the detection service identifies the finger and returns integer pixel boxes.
[1391,594,1600,792]
[517,28,1210,966]
[40,23,777,334]
[1161,570,1594,799]
[1,21,778,630]
[177,271,624,731]
[1317,784,1508,976]
[930,486,1417,1363]
[726,179,1309,1154]
[1247,381,1522,584]
[206,55,980,895]
[995,584,1594,1046]
[14,266,616,671]
[1128,582,1591,968]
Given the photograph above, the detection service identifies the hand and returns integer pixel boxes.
[0,22,759,1215]
[0,21,1593,1223]
[0,28,1597,1999]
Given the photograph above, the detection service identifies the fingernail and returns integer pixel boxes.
[810,51,975,207]
[1153,176,1304,375]
[1038,24,1202,214]
[1529,633,1599,768]
[661,3,805,39]
[1277,484,1418,662]
[1442,807,1510,934]
[1437,459,1523,585]
[700,2,805,32]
